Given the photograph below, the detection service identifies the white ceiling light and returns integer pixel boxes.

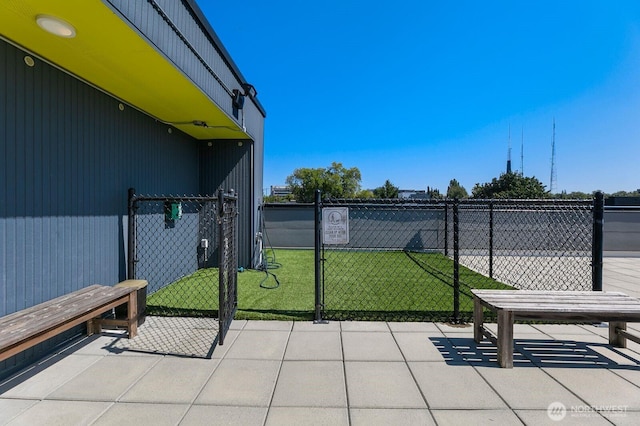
[36,15,76,38]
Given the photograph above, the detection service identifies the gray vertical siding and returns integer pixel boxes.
[0,39,203,376]
[199,140,253,267]
[105,0,265,139]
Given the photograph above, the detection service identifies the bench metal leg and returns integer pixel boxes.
[609,321,626,348]
[473,295,484,343]
[497,310,514,368]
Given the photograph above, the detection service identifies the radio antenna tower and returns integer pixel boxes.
[550,119,557,193]
[520,127,524,175]
[506,124,512,173]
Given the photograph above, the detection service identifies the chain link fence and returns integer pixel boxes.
[128,189,238,344]
[316,195,602,323]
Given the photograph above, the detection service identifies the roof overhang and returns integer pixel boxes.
[0,0,248,140]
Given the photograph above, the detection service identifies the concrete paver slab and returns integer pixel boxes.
[0,399,38,424]
[543,368,640,409]
[601,409,640,425]
[180,405,267,426]
[350,408,434,426]
[436,323,474,336]
[476,366,586,409]
[340,321,389,332]
[244,320,293,331]
[224,331,290,360]
[342,332,404,361]
[387,322,442,333]
[195,359,280,406]
[284,331,342,360]
[265,407,349,426]
[515,409,611,425]
[409,362,507,409]
[431,409,523,425]
[92,402,189,426]
[293,321,341,332]
[0,354,101,399]
[7,400,111,426]
[345,361,426,408]
[212,329,241,359]
[394,332,450,361]
[271,361,346,407]
[46,356,159,401]
[120,357,220,404]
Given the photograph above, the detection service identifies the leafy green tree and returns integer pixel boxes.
[555,190,592,199]
[285,162,362,202]
[446,179,468,199]
[356,189,375,199]
[263,194,295,203]
[611,190,640,197]
[427,186,443,199]
[373,180,399,198]
[471,172,548,199]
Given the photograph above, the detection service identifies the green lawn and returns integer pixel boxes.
[147,249,511,321]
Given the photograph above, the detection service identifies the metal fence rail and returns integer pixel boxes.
[128,189,238,345]
[316,193,603,323]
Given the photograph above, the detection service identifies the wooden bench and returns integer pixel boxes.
[0,284,138,363]
[472,289,640,368]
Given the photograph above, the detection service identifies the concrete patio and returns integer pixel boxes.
[1,257,639,425]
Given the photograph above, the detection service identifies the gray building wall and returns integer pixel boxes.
[105,0,266,140]
[0,37,258,377]
[0,39,200,319]
[199,140,253,267]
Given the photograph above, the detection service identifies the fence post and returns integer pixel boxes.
[452,199,460,323]
[592,191,604,291]
[489,201,494,279]
[314,190,323,322]
[218,189,226,344]
[444,202,449,257]
[127,188,136,280]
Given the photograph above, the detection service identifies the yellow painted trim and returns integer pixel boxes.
[0,0,246,139]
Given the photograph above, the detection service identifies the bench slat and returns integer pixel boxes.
[0,285,134,349]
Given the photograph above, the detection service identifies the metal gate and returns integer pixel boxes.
[128,188,238,350]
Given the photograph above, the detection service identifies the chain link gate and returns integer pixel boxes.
[316,193,603,323]
[127,188,238,352]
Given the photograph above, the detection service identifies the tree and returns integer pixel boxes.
[446,179,468,199]
[373,180,399,198]
[285,162,362,202]
[471,172,548,199]
[356,189,375,199]
[427,186,443,199]
[555,190,592,199]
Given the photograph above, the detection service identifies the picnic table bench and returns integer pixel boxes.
[0,284,138,363]
[472,289,640,368]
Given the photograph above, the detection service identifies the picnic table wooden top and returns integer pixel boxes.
[471,290,640,316]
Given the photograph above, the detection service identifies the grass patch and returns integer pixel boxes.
[147,249,511,321]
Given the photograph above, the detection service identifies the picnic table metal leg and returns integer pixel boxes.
[609,321,626,348]
[497,310,514,368]
[473,295,483,343]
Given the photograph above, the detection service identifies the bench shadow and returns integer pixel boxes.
[429,336,640,369]
[103,316,220,359]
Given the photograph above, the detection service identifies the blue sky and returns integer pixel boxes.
[202,1,640,195]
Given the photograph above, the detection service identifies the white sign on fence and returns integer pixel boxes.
[322,207,349,245]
